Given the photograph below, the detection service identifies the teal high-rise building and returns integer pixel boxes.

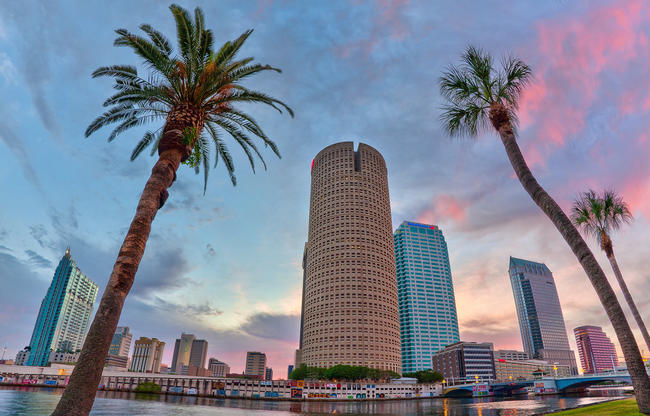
[394,221,460,373]
[26,249,98,366]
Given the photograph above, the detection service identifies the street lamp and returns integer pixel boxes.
[475,375,479,384]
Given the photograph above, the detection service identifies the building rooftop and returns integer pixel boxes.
[509,256,551,274]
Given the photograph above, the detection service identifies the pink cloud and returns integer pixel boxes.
[517,0,650,167]
[333,0,411,58]
[416,194,466,225]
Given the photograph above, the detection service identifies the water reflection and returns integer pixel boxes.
[0,386,629,416]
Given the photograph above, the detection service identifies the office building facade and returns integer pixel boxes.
[394,221,460,373]
[509,257,578,374]
[245,351,267,377]
[265,367,273,381]
[430,341,495,382]
[130,337,165,373]
[26,249,98,366]
[190,339,208,369]
[574,325,618,374]
[208,358,230,378]
[495,350,529,361]
[300,142,401,373]
[109,326,132,357]
[171,333,194,373]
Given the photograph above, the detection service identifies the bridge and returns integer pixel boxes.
[442,372,632,397]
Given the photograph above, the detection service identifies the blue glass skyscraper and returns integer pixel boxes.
[394,221,460,373]
[509,257,578,374]
[26,249,98,366]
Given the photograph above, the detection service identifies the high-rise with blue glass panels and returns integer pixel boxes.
[26,249,98,366]
[509,256,578,374]
[394,221,460,373]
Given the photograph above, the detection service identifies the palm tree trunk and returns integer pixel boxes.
[51,148,183,416]
[607,246,650,354]
[490,107,650,414]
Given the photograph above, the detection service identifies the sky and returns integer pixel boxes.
[1,0,649,377]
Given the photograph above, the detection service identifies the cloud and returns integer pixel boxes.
[0,52,16,83]
[416,194,467,225]
[148,296,223,317]
[0,252,49,354]
[0,2,61,138]
[517,0,650,167]
[239,312,300,342]
[0,122,43,192]
[29,225,49,248]
[24,249,52,269]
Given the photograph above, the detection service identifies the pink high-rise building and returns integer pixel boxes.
[574,325,618,374]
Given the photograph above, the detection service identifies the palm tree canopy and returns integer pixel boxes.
[439,45,532,137]
[86,4,293,191]
[572,189,633,242]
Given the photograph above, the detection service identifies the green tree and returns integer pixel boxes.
[439,46,650,414]
[572,190,650,353]
[404,370,444,383]
[52,5,292,416]
[134,382,162,393]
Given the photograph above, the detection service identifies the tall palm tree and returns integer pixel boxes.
[572,189,650,353]
[439,46,650,414]
[52,5,292,416]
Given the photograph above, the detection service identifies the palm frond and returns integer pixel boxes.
[114,29,173,76]
[131,130,160,160]
[140,24,172,56]
[222,89,294,117]
[497,56,532,108]
[440,103,489,138]
[206,123,236,185]
[92,65,139,80]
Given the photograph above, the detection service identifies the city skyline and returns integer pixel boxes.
[1,0,650,377]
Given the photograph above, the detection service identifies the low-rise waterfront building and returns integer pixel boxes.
[494,359,571,381]
[494,350,529,361]
[430,341,495,383]
[105,354,129,369]
[15,349,30,366]
[0,364,441,399]
[48,351,80,364]
[208,358,230,378]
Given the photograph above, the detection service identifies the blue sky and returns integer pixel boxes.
[1,0,649,375]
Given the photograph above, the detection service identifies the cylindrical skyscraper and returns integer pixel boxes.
[300,142,401,373]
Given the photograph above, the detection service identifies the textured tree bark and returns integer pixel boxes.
[51,147,183,416]
[489,103,650,414]
[607,246,650,354]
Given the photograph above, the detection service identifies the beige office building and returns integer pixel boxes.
[129,337,165,373]
[300,142,401,373]
[245,352,267,377]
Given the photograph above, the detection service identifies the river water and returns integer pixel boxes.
[0,386,629,415]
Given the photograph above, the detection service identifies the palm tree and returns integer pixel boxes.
[572,189,650,353]
[439,46,650,414]
[52,5,292,416]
